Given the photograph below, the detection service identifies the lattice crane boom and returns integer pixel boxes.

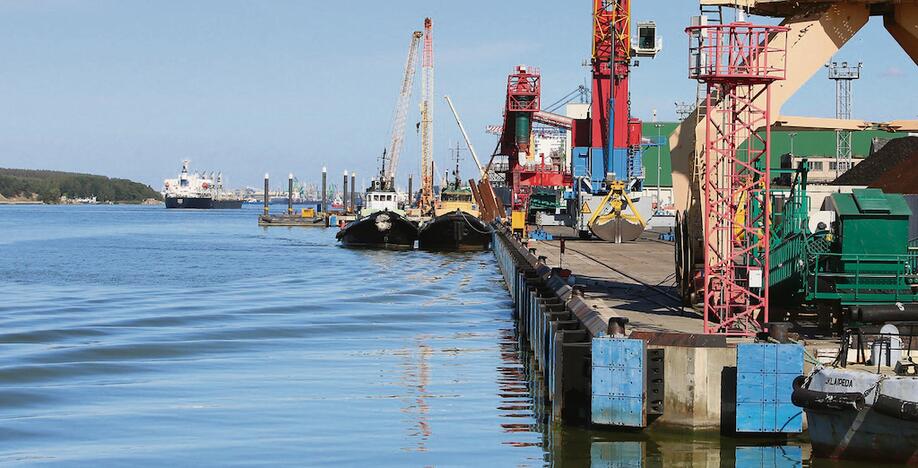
[419,17,435,212]
[385,30,424,186]
[592,0,636,182]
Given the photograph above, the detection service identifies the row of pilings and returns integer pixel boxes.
[492,224,605,425]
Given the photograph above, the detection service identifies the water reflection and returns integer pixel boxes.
[397,338,432,453]
[497,327,542,448]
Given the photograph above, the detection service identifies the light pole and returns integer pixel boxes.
[655,122,664,207]
[826,61,862,177]
[674,101,694,121]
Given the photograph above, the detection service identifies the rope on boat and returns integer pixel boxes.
[459,212,494,235]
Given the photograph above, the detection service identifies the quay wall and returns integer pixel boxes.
[491,225,804,435]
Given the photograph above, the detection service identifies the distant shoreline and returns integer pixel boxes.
[0,199,163,206]
[1,167,162,205]
[0,200,44,205]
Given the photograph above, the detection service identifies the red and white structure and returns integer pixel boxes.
[686,22,789,335]
[498,66,572,211]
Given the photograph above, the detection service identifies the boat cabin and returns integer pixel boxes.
[361,190,399,216]
[436,188,478,217]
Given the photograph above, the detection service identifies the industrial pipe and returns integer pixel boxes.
[848,304,918,323]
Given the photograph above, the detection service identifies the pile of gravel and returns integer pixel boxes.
[832,136,918,192]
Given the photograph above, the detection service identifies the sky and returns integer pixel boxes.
[0,0,914,190]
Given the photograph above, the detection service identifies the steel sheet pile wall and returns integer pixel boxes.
[491,226,593,424]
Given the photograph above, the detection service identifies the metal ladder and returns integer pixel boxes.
[691,5,724,195]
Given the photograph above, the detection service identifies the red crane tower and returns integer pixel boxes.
[590,0,637,171]
[686,22,789,335]
[419,18,435,213]
[498,66,571,212]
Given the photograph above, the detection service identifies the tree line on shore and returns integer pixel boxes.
[0,168,161,203]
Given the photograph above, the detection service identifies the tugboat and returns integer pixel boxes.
[163,160,243,209]
[418,145,491,251]
[792,325,918,463]
[336,150,418,249]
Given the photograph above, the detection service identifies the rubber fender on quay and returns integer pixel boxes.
[791,375,865,412]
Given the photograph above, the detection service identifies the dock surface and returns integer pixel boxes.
[528,237,702,334]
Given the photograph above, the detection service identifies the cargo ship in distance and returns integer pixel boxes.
[163,160,243,209]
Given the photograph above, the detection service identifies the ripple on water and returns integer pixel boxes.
[0,206,547,466]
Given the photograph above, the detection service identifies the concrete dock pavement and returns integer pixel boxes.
[527,237,704,335]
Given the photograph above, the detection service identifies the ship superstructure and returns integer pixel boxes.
[162,160,243,209]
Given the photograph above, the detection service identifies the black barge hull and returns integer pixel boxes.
[418,211,491,251]
[165,197,243,209]
[336,210,418,249]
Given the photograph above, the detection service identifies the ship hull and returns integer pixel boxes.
[794,367,918,463]
[165,197,243,209]
[335,210,418,249]
[418,211,491,251]
[805,407,918,463]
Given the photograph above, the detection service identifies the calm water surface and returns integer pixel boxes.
[0,205,878,467]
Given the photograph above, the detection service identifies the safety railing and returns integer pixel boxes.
[909,237,918,276]
[807,251,918,303]
[686,23,788,84]
[838,324,918,374]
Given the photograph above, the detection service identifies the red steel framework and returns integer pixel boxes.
[686,22,789,335]
[499,66,571,211]
[590,0,634,153]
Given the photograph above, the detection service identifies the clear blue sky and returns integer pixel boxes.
[0,1,914,190]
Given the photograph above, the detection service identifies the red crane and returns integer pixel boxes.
[497,66,572,212]
[576,0,646,189]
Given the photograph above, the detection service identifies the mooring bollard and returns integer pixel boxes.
[607,317,628,337]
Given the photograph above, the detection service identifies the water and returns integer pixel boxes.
[0,205,875,466]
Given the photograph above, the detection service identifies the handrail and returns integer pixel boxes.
[809,250,918,301]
